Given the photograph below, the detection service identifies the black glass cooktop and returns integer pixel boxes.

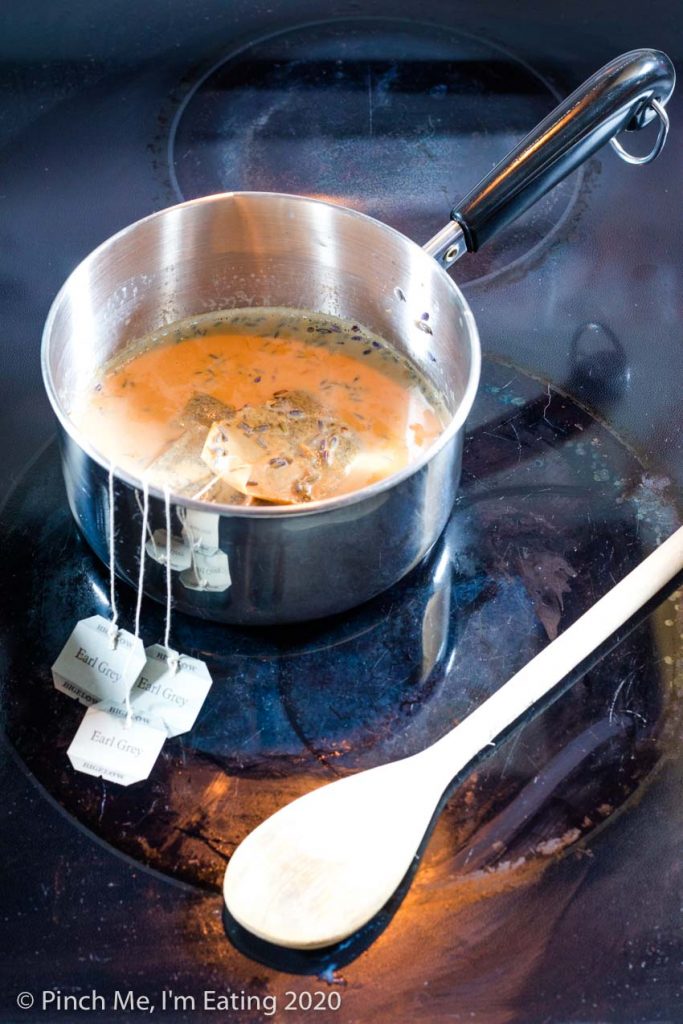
[1,3,681,1022]
[2,358,681,1014]
[170,20,582,286]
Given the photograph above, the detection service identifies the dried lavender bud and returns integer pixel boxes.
[294,479,313,498]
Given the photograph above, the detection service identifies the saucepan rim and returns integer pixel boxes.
[41,191,481,518]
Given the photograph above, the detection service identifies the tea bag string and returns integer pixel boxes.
[163,487,180,674]
[176,505,209,591]
[124,475,149,729]
[191,474,221,503]
[108,463,120,645]
[134,487,158,558]
[133,477,149,641]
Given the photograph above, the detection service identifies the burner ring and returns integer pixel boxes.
[1,361,679,896]
[166,18,584,287]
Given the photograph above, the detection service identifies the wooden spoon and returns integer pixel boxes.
[224,525,683,949]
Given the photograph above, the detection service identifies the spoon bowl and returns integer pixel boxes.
[224,755,441,949]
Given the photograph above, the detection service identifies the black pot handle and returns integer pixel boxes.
[424,49,675,266]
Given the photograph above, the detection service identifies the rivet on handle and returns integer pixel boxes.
[422,221,467,268]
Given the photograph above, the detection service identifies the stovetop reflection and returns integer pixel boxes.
[1,359,679,967]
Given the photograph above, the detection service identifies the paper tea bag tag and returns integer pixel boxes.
[67,701,166,786]
[52,615,146,706]
[131,644,213,738]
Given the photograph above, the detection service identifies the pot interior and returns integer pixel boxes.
[42,192,480,489]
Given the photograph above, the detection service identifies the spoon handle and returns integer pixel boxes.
[424,525,683,782]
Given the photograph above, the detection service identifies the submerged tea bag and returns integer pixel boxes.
[128,644,213,738]
[174,392,235,429]
[143,393,242,499]
[145,423,214,497]
[201,389,358,503]
[67,701,166,786]
[52,615,146,706]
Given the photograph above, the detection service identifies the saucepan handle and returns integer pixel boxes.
[424,49,675,267]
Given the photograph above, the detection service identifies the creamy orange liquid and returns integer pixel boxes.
[72,309,447,503]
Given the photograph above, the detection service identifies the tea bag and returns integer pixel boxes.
[201,389,358,503]
[145,423,215,496]
[267,389,326,419]
[144,393,238,498]
[191,474,258,506]
[174,392,235,430]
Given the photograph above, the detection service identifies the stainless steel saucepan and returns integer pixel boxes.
[41,49,674,624]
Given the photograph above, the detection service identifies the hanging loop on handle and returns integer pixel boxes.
[424,49,675,267]
[610,97,670,165]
